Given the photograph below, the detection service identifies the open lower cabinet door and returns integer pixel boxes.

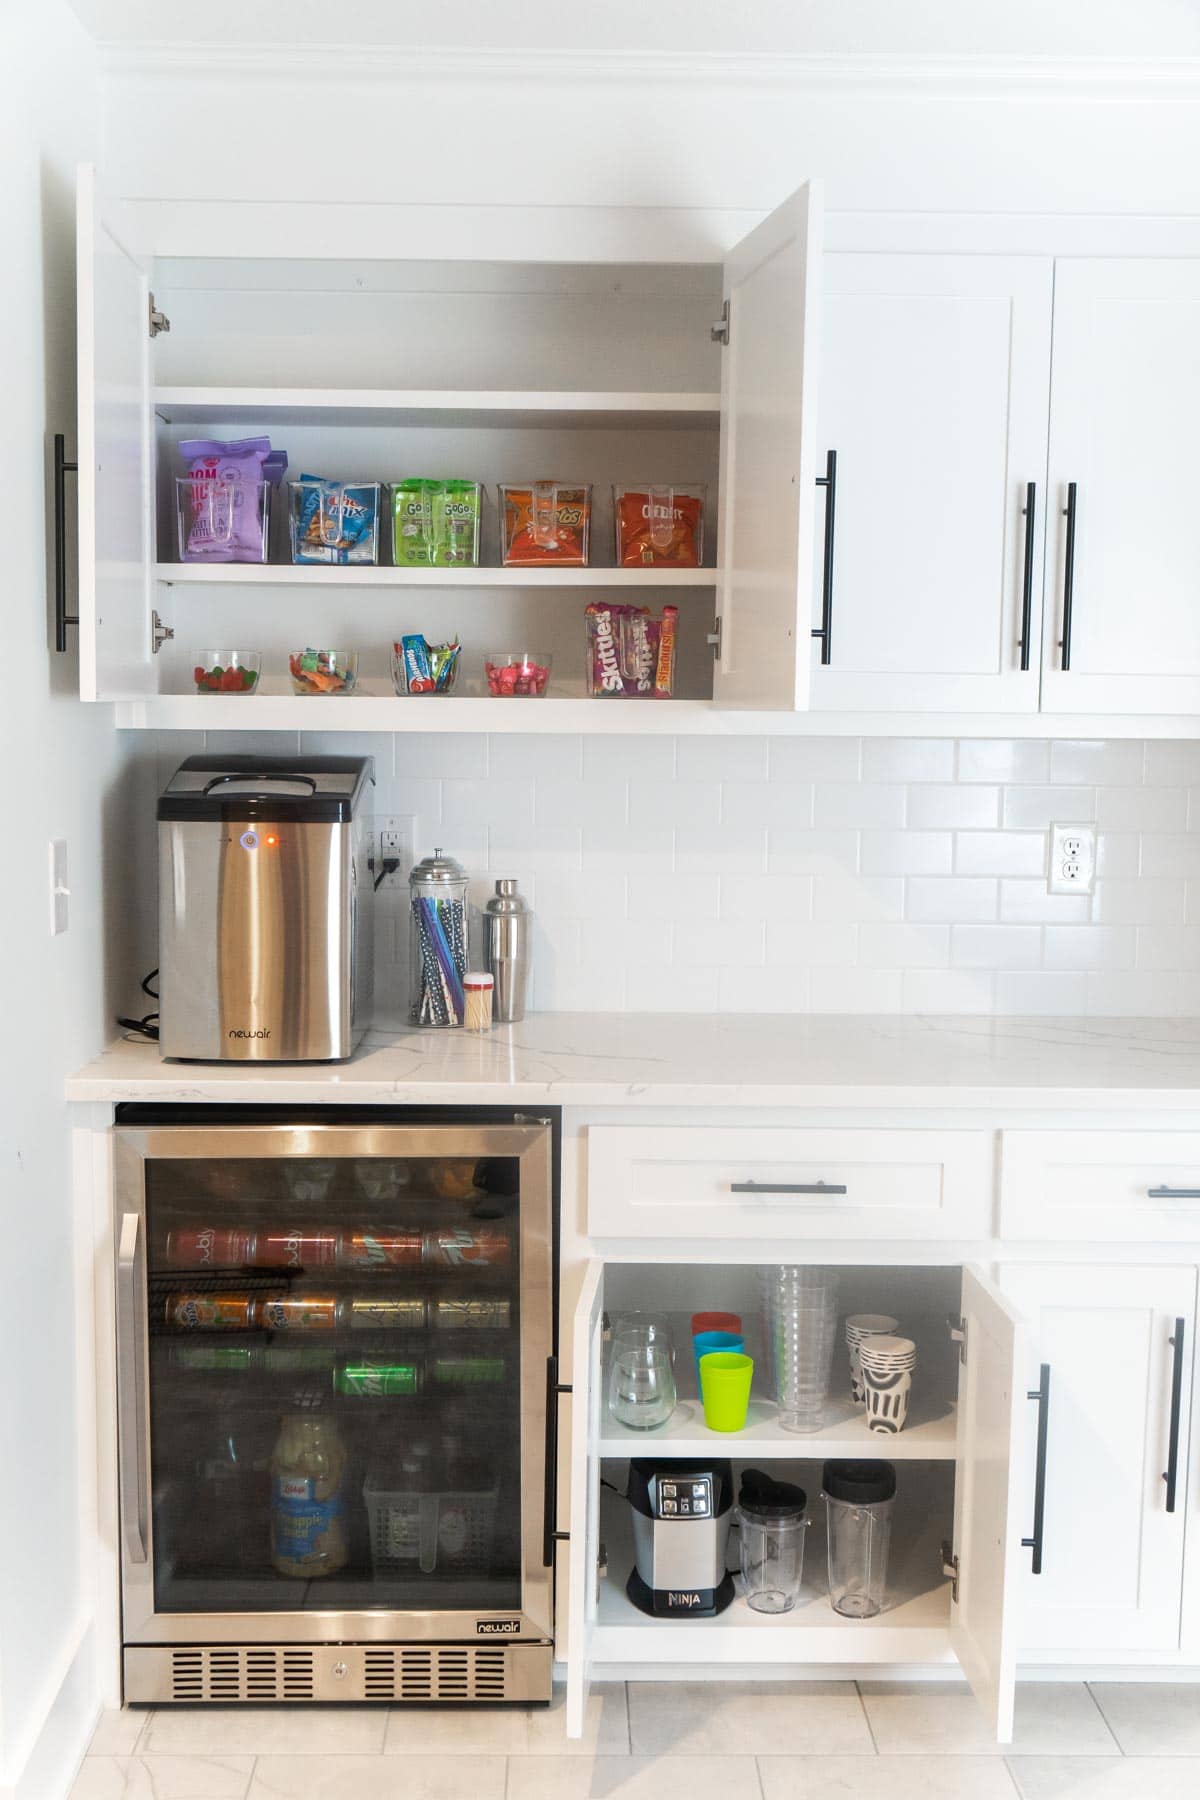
[714,181,822,710]
[565,1259,605,1739]
[76,163,154,701]
[951,1265,1029,1743]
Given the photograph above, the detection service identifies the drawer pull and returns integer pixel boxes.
[730,1180,847,1197]
[1148,1186,1200,1200]
[1163,1316,1186,1515]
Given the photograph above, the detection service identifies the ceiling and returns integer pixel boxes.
[62,0,1200,60]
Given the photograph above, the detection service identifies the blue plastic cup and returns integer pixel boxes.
[694,1330,745,1392]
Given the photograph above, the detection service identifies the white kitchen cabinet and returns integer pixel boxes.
[566,1258,1028,1742]
[1001,1130,1200,1243]
[809,255,1053,714]
[73,166,821,724]
[1001,1263,1196,1655]
[1040,258,1200,714]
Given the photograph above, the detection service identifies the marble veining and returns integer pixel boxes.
[67,1013,1200,1110]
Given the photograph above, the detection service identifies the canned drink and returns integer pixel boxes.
[165,1228,257,1269]
[422,1228,511,1270]
[166,1293,255,1330]
[434,1299,512,1331]
[336,1231,423,1270]
[170,1343,255,1372]
[252,1230,338,1270]
[262,1343,336,1373]
[346,1297,427,1330]
[253,1294,339,1331]
[334,1360,421,1397]
[430,1355,506,1387]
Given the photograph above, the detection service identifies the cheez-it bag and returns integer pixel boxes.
[615,484,705,568]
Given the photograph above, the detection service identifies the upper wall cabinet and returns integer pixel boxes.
[1040,259,1200,715]
[809,255,1053,714]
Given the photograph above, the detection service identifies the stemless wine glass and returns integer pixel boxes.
[608,1343,677,1431]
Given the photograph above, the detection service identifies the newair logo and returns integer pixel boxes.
[228,1028,271,1039]
[477,1619,520,1635]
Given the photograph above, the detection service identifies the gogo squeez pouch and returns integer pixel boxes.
[392,481,481,567]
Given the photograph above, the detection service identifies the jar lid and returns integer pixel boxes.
[738,1467,807,1520]
[410,847,466,883]
[821,1459,896,1505]
[464,970,494,990]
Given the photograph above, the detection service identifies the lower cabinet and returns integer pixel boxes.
[1001,1263,1197,1656]
[566,1258,1030,1742]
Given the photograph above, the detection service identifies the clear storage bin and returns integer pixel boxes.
[176,476,270,563]
[364,1472,499,1575]
[500,482,590,566]
[289,480,380,565]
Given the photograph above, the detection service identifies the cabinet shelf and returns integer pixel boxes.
[154,563,718,589]
[597,1391,957,1460]
[153,387,722,430]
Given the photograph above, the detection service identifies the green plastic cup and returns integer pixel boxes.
[699,1351,754,1432]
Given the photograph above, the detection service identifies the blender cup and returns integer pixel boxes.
[822,1459,896,1618]
[737,1469,809,1614]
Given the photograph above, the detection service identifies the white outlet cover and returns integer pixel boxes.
[1048,821,1096,896]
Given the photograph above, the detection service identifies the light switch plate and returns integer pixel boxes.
[1048,822,1096,896]
[49,839,69,934]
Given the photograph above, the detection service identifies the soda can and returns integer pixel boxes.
[253,1294,339,1331]
[346,1297,427,1330]
[169,1343,254,1372]
[252,1230,338,1270]
[430,1355,506,1387]
[166,1293,255,1330]
[334,1360,421,1398]
[336,1231,423,1270]
[433,1299,512,1331]
[262,1343,336,1374]
[165,1228,257,1269]
[422,1228,511,1270]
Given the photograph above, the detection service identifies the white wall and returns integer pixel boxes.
[0,6,152,1793]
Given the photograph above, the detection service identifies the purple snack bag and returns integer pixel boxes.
[179,436,270,562]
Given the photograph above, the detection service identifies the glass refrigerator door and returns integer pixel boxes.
[115,1124,553,1644]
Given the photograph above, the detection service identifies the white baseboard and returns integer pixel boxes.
[0,1620,98,1800]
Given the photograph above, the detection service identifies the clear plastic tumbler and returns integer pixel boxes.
[737,1469,809,1614]
[822,1459,896,1618]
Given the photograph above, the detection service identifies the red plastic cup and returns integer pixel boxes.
[692,1311,742,1337]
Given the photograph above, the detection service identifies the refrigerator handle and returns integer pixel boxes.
[543,1355,572,1567]
[117,1211,149,1565]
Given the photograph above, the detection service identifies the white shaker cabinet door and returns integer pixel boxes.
[952,1266,1027,1744]
[810,255,1053,713]
[1001,1263,1195,1654]
[1041,258,1200,713]
[76,163,155,701]
[713,181,822,710]
[564,1259,605,1740]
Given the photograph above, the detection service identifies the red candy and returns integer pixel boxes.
[485,656,549,697]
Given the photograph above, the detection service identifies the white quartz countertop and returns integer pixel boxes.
[66,1014,1200,1111]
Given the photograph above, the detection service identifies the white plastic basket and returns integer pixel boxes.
[364,1473,499,1576]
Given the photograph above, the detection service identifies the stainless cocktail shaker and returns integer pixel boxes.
[483,878,531,1021]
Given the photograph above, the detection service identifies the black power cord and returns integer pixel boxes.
[118,968,160,1042]
[372,855,401,891]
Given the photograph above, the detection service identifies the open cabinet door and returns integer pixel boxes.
[713,181,822,710]
[565,1260,605,1739]
[76,163,154,701]
[951,1266,1028,1743]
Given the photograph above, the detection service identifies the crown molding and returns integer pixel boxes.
[98,44,1200,99]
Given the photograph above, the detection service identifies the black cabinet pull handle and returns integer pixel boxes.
[543,1354,572,1566]
[730,1179,848,1196]
[54,433,79,653]
[1018,481,1037,671]
[1148,1186,1200,1200]
[1163,1317,1186,1514]
[1059,480,1078,672]
[1020,1363,1051,1574]
[811,448,837,666]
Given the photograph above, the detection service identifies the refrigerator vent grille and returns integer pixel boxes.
[169,1647,315,1702]
[363,1646,508,1702]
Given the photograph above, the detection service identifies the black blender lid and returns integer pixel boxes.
[739,1467,807,1518]
[822,1459,896,1504]
[157,754,374,823]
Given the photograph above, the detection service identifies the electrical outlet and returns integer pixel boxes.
[1048,821,1096,896]
[374,816,414,890]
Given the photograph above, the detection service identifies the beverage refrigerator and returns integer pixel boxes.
[113,1109,556,1705]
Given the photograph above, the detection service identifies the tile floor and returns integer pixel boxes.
[69,1680,1200,1799]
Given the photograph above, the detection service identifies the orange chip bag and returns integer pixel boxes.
[615,485,705,567]
[501,482,591,565]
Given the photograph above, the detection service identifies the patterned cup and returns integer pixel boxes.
[858,1335,917,1434]
[845,1314,900,1406]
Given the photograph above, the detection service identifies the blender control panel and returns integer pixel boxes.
[652,1475,713,1519]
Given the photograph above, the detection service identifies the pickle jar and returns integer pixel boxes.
[408,848,469,1028]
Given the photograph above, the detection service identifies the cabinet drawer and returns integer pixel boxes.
[1002,1130,1200,1241]
[586,1126,992,1241]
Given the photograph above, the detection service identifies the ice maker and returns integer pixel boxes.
[157,754,374,1061]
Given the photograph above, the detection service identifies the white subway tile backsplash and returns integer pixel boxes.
[907,785,1000,830]
[860,831,953,876]
[861,738,955,783]
[222,728,1200,1017]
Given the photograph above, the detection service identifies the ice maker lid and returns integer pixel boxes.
[156,754,374,823]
